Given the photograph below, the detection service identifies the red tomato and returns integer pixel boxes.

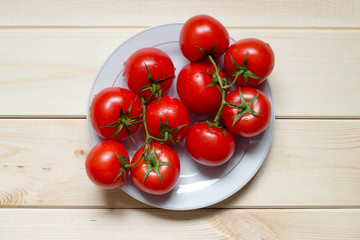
[85,140,129,189]
[224,38,275,86]
[186,122,236,166]
[180,15,229,62]
[90,87,142,141]
[177,61,227,114]
[130,143,180,195]
[145,96,190,144]
[222,87,272,137]
[123,47,175,100]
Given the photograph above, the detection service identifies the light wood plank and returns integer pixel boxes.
[0,209,359,239]
[218,119,360,208]
[1,0,360,27]
[0,119,359,208]
[1,29,360,117]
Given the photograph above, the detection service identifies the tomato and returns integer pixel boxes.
[180,15,229,62]
[222,87,272,137]
[224,38,275,87]
[130,143,180,195]
[85,140,129,189]
[177,61,227,114]
[90,87,142,141]
[186,122,236,166]
[145,96,190,144]
[123,47,175,100]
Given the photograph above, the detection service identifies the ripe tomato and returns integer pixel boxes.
[186,122,236,166]
[130,143,180,195]
[180,15,229,62]
[90,87,142,141]
[123,47,175,100]
[177,61,227,114]
[145,96,190,144]
[85,140,129,189]
[222,87,272,137]
[224,38,275,86]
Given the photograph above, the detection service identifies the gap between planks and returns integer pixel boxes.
[0,26,360,31]
[1,206,360,210]
[1,116,360,120]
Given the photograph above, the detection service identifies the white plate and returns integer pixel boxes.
[87,23,275,210]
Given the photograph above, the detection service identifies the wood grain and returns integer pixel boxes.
[0,119,359,208]
[1,0,360,28]
[1,29,360,117]
[0,208,359,239]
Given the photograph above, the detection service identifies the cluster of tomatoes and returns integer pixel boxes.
[85,15,275,195]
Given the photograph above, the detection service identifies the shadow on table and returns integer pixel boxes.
[99,175,260,223]
[101,149,268,221]
[102,187,149,209]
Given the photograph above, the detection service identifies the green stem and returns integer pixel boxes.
[136,100,173,183]
[208,55,227,127]
[124,158,141,168]
[227,70,243,89]
[140,97,152,148]
[128,119,144,126]
[213,90,227,126]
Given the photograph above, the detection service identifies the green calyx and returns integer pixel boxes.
[206,55,234,90]
[204,120,227,136]
[101,103,141,142]
[141,145,172,183]
[203,69,227,92]
[114,152,129,182]
[137,64,174,104]
[151,116,186,144]
[229,88,262,126]
[114,152,142,183]
[229,53,263,86]
[196,42,226,62]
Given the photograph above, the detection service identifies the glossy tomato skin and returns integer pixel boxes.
[145,96,190,144]
[180,15,229,62]
[123,47,175,99]
[186,122,236,166]
[85,140,129,189]
[224,38,275,86]
[130,143,180,195]
[222,87,272,137]
[90,87,142,141]
[177,61,227,114]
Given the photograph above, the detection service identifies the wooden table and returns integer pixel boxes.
[1,1,360,239]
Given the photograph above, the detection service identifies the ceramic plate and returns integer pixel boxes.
[87,23,275,210]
